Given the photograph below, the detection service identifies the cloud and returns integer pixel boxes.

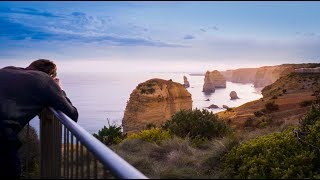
[0,7,60,17]
[209,26,219,31]
[295,32,318,38]
[0,7,184,48]
[304,32,316,37]
[183,34,195,40]
[200,28,206,32]
[0,18,54,40]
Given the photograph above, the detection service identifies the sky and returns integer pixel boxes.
[0,1,320,72]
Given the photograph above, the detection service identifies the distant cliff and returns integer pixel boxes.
[220,63,320,88]
[218,69,320,130]
[122,78,192,134]
[295,67,320,73]
[203,70,226,93]
[221,68,257,84]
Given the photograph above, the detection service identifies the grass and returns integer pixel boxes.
[111,135,240,179]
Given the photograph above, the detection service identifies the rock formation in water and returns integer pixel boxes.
[222,105,230,109]
[183,76,190,88]
[230,91,239,100]
[203,70,226,93]
[207,104,219,109]
[122,78,192,134]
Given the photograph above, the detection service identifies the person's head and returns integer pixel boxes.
[26,59,57,78]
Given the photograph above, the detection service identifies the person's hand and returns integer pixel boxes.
[53,77,63,90]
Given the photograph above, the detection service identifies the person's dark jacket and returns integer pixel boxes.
[0,66,78,148]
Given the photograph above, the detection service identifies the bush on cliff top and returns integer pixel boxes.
[162,108,231,140]
[127,128,172,144]
[223,104,320,179]
[93,121,127,146]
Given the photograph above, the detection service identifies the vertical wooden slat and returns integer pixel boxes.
[40,109,62,179]
[26,122,30,178]
[66,130,69,178]
[80,144,84,179]
[52,117,56,177]
[64,126,67,178]
[76,139,79,179]
[94,158,98,179]
[71,134,74,179]
[55,117,62,178]
[87,150,90,179]
[103,169,108,179]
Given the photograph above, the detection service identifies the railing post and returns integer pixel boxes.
[40,108,62,179]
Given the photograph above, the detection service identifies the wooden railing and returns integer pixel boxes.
[22,108,148,179]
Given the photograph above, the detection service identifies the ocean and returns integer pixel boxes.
[29,72,262,134]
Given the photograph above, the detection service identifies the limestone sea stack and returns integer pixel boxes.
[122,78,192,134]
[183,76,190,88]
[222,105,230,109]
[203,70,226,93]
[230,91,239,100]
[207,104,219,109]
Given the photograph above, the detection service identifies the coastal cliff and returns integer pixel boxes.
[203,70,226,93]
[221,68,257,83]
[220,63,320,88]
[122,78,192,134]
[218,68,320,130]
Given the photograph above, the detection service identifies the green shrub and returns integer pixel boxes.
[146,82,155,88]
[93,121,127,146]
[299,100,314,107]
[147,88,155,94]
[145,123,157,130]
[271,95,278,99]
[140,87,155,94]
[298,104,320,133]
[223,105,320,179]
[162,108,231,140]
[226,107,233,111]
[254,110,264,117]
[18,125,40,178]
[127,128,172,144]
[223,128,315,179]
[265,101,279,112]
[140,88,147,94]
[244,115,273,129]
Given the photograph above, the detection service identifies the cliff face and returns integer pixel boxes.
[295,67,320,73]
[221,68,257,83]
[220,63,320,88]
[203,70,226,93]
[218,71,320,131]
[122,78,192,134]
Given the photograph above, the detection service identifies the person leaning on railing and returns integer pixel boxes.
[0,59,78,178]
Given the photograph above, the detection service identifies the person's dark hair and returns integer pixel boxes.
[27,59,57,77]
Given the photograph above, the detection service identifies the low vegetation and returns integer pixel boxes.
[139,81,156,94]
[127,128,172,144]
[162,108,231,140]
[299,100,314,107]
[223,104,320,179]
[108,104,320,178]
[93,120,127,146]
[18,125,40,178]
[264,101,279,112]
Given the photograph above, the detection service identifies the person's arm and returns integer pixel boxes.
[45,77,79,122]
